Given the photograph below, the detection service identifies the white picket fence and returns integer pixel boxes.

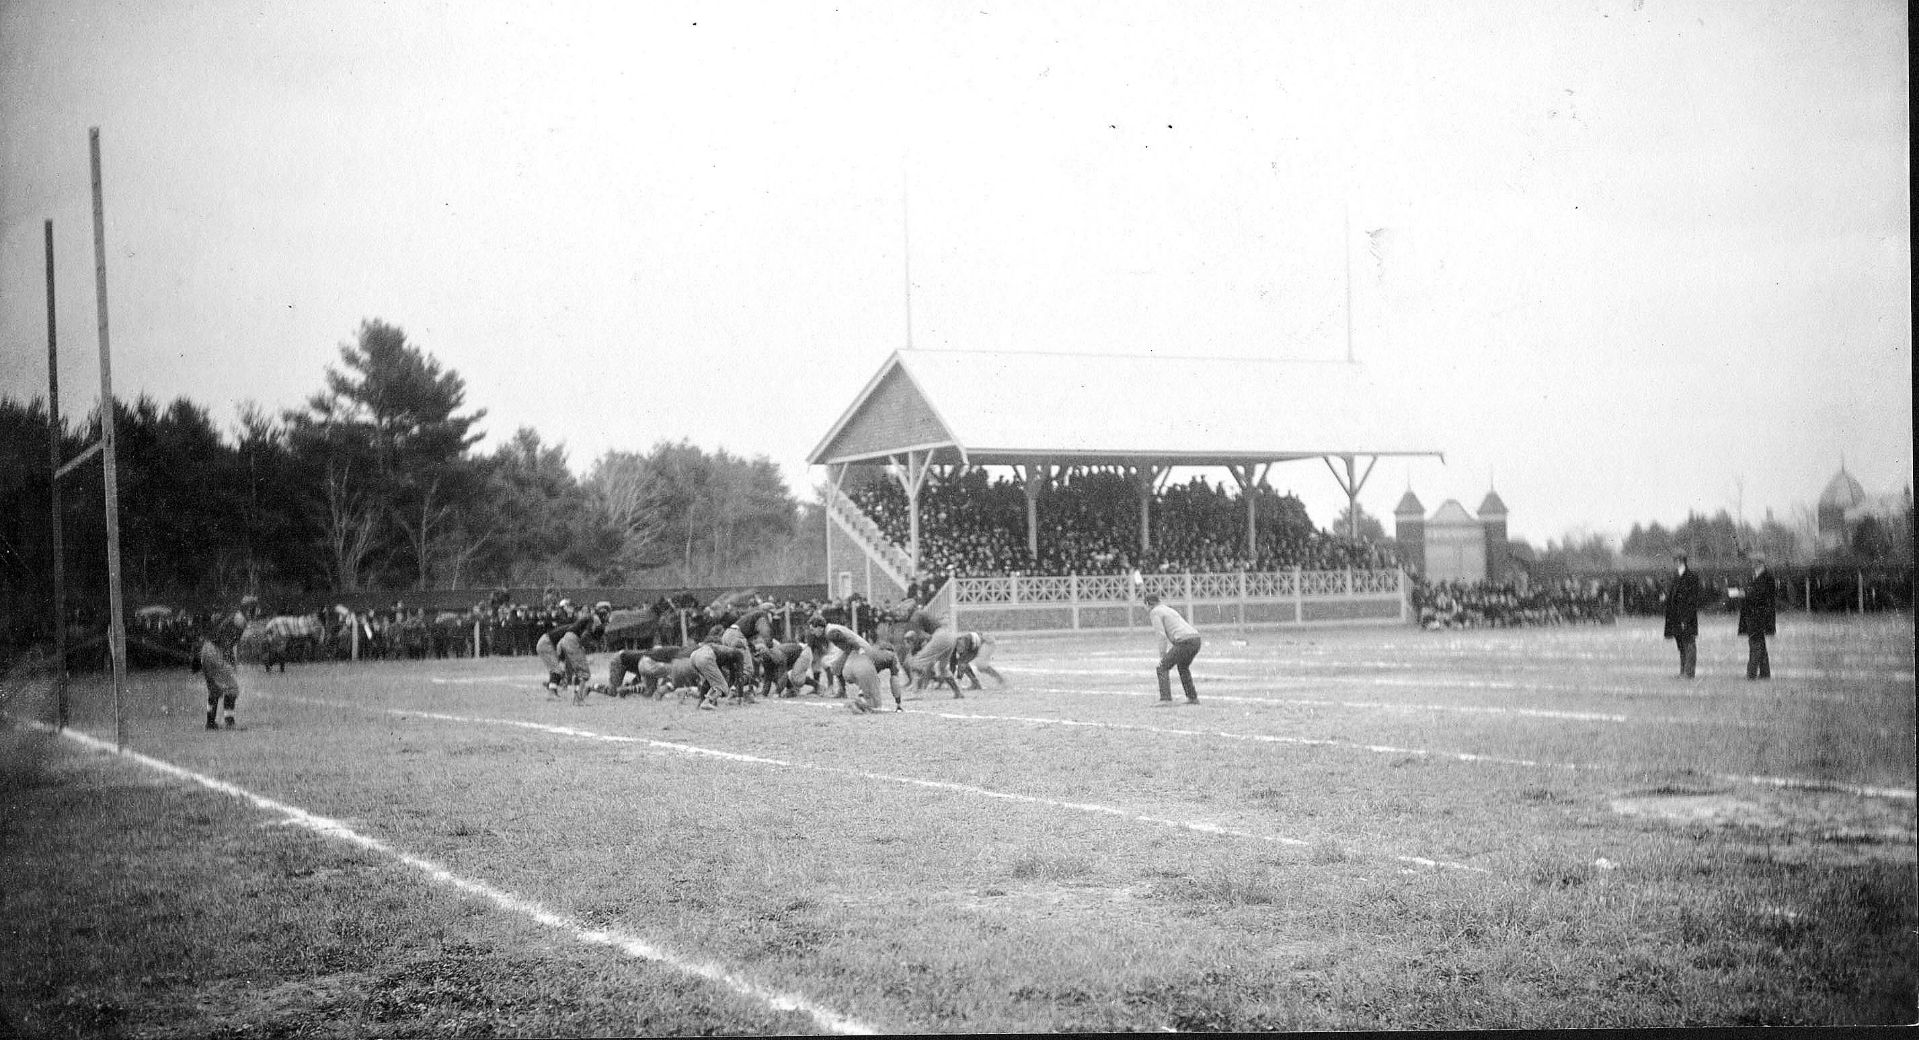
[945,568,1407,633]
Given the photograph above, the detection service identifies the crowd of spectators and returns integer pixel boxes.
[844,468,1397,584]
[111,587,894,670]
[1412,578,1619,629]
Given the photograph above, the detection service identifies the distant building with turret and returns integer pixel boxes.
[1393,489,1511,584]
[1817,465,1867,547]
[1393,491,1426,576]
[1816,462,1912,556]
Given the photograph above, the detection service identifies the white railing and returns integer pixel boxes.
[948,568,1407,633]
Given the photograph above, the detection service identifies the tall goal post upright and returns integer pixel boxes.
[89,127,130,751]
[45,219,68,729]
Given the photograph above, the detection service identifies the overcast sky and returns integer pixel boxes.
[2,0,1909,546]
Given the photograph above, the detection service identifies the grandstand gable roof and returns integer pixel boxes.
[807,349,1444,468]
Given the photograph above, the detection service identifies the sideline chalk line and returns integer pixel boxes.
[1007,665,1866,706]
[829,701,1918,802]
[262,693,1491,875]
[23,718,882,1036]
[824,694,1915,802]
[786,701,1580,771]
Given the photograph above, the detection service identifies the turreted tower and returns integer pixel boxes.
[1477,490,1509,585]
[1394,490,1426,576]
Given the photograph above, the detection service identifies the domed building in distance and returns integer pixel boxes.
[1816,462,1910,554]
[1816,465,1867,544]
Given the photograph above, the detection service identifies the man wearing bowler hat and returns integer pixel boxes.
[1663,551,1702,679]
[1737,551,1776,680]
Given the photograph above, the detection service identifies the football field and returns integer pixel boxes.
[3,615,1913,1033]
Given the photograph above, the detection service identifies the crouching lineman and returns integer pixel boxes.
[843,641,906,713]
[951,630,1003,689]
[196,605,249,730]
[755,640,818,698]
[805,615,871,698]
[536,602,610,703]
[901,602,964,698]
[689,626,754,710]
[606,645,679,698]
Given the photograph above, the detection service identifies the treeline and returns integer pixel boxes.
[1517,507,1911,576]
[1,320,822,627]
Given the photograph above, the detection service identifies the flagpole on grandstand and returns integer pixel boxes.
[902,167,914,350]
[1343,201,1354,364]
[89,127,130,751]
[45,219,68,730]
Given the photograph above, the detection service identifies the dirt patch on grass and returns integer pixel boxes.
[1610,786,1916,864]
[959,881,1150,919]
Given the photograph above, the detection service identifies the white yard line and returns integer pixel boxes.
[836,696,1918,802]
[259,694,1492,875]
[1013,682,1884,731]
[1012,684,1639,723]
[1007,665,1875,701]
[903,703,1917,801]
[790,701,1580,772]
[28,719,883,1036]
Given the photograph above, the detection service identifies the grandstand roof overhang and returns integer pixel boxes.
[807,349,1446,470]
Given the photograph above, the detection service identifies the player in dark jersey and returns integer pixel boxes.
[197,607,248,730]
[536,605,607,702]
[607,645,681,697]
[755,640,817,698]
[721,609,769,689]
[951,631,1003,689]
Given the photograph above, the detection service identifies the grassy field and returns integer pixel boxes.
[3,614,1913,1034]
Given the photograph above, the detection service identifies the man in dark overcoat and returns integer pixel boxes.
[1663,551,1702,679]
[1736,551,1776,680]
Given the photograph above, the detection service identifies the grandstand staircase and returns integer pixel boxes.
[825,483,915,598]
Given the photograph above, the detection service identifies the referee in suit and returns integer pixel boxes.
[1737,552,1776,680]
[1663,551,1702,679]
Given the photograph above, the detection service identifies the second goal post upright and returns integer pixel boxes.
[89,126,130,751]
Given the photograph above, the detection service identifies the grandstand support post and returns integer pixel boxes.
[1019,462,1054,561]
[888,450,936,572]
[89,128,130,752]
[1324,454,1378,539]
[824,463,847,593]
[1127,462,1167,558]
[1227,463,1272,561]
[45,219,70,730]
